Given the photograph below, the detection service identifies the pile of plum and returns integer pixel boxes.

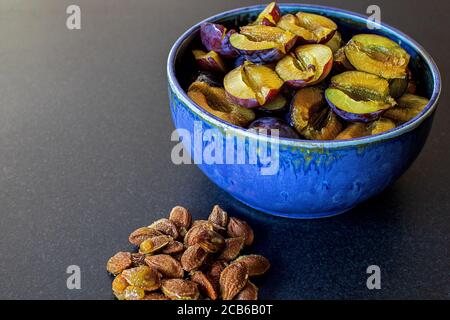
[187,2,430,140]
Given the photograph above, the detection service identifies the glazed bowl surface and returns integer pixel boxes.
[167,4,441,218]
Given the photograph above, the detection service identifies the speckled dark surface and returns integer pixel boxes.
[0,0,448,300]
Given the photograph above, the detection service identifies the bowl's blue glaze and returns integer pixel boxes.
[167,4,441,218]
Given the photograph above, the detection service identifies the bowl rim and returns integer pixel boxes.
[167,3,441,149]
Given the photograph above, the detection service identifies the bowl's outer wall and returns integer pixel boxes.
[168,4,439,217]
[169,88,434,217]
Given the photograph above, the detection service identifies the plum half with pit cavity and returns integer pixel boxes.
[188,81,255,127]
[290,87,342,140]
[384,93,430,124]
[251,2,281,26]
[290,87,324,132]
[344,34,410,79]
[325,71,396,122]
[301,108,342,140]
[248,117,299,139]
[277,14,315,43]
[277,12,337,44]
[229,25,297,64]
[239,25,297,52]
[275,53,315,88]
[224,61,284,108]
[192,50,227,73]
[275,44,333,88]
[200,23,238,58]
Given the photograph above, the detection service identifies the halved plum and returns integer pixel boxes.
[324,31,342,54]
[326,89,393,122]
[344,34,410,79]
[244,62,285,105]
[224,62,284,108]
[277,12,337,44]
[248,117,299,139]
[368,118,396,135]
[335,123,368,140]
[290,87,325,132]
[325,71,396,122]
[200,23,238,58]
[192,50,227,73]
[228,35,284,64]
[188,81,255,127]
[333,47,355,73]
[277,14,315,43]
[251,2,281,26]
[229,25,297,63]
[330,71,392,99]
[389,77,408,99]
[275,53,315,88]
[223,65,258,108]
[384,93,430,124]
[335,117,396,140]
[275,44,333,88]
[290,87,342,140]
[240,25,297,52]
[296,12,337,43]
[296,45,334,84]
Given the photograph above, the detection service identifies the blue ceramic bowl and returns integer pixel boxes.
[167,4,441,218]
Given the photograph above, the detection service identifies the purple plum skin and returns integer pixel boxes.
[221,30,239,58]
[248,117,300,139]
[238,48,285,64]
[226,92,259,109]
[200,23,238,58]
[200,23,224,50]
[233,36,296,64]
[325,95,386,123]
[232,55,247,68]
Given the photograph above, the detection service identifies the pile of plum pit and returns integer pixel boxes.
[107,205,270,300]
[187,2,430,140]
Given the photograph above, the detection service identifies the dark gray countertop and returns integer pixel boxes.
[0,0,448,299]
